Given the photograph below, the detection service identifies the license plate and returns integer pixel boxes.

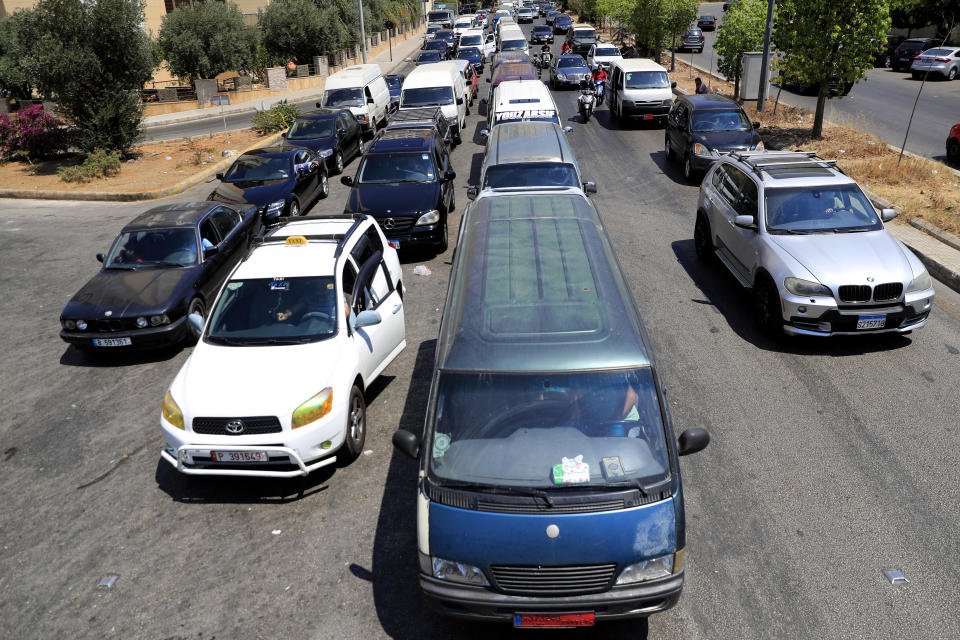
[388,240,401,249]
[514,613,595,628]
[856,315,886,330]
[644,114,654,120]
[93,337,132,347]
[210,450,269,463]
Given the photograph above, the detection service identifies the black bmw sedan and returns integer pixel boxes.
[281,108,364,175]
[59,202,260,352]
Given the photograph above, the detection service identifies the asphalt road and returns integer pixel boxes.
[2,16,960,640]
[683,2,960,162]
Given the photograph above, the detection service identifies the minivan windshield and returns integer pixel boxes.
[401,86,454,107]
[206,276,338,345]
[322,88,364,108]
[764,184,882,234]
[428,368,670,488]
[624,70,670,89]
[460,34,483,46]
[483,161,578,188]
[501,38,527,51]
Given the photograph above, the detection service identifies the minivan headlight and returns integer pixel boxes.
[291,387,333,429]
[615,554,673,585]
[906,270,932,293]
[432,556,490,585]
[693,143,714,157]
[416,209,440,226]
[753,140,765,151]
[784,277,832,297]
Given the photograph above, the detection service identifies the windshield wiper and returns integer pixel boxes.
[769,228,813,235]
[105,265,137,270]
[143,260,186,267]
[831,227,870,233]
[206,336,247,346]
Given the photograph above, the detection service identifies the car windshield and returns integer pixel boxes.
[285,118,335,140]
[558,56,586,68]
[357,152,435,184]
[436,31,455,41]
[401,86,454,107]
[106,228,199,268]
[460,35,483,46]
[424,40,446,51]
[692,109,751,132]
[458,47,482,58]
[427,25,441,34]
[224,155,291,182]
[322,88,363,108]
[428,11,449,21]
[501,38,527,50]
[624,70,670,89]
[483,162,578,188]
[427,368,670,488]
[595,47,620,56]
[686,29,703,36]
[700,15,715,20]
[765,185,883,234]
[418,51,442,62]
[205,276,338,345]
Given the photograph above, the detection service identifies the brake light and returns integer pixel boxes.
[936,57,950,62]
[913,56,921,60]
[894,49,900,54]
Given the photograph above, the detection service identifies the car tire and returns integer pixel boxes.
[882,55,891,68]
[186,297,205,344]
[948,67,957,81]
[665,136,674,162]
[435,214,449,254]
[318,171,329,199]
[683,155,697,182]
[333,151,344,175]
[947,138,960,162]
[342,385,367,462]
[753,276,784,340]
[694,213,715,262]
[288,199,300,217]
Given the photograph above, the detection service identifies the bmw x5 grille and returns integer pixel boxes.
[489,563,618,596]
[192,416,282,435]
[837,283,902,303]
[872,282,903,302]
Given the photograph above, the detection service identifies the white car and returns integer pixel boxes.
[586,42,622,70]
[160,215,406,477]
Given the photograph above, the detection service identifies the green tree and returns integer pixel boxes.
[891,0,958,37]
[158,1,256,80]
[260,0,324,64]
[628,0,698,64]
[775,0,891,138]
[0,10,39,99]
[715,0,768,99]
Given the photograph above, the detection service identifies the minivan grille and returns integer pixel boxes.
[838,285,871,303]
[489,563,617,596]
[872,282,903,302]
[192,416,282,435]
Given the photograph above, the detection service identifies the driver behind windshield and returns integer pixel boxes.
[275,278,337,323]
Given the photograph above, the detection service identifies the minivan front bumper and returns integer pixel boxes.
[419,571,683,622]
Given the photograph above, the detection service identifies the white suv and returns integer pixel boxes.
[160,214,406,477]
[694,151,935,338]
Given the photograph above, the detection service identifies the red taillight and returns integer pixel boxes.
[935,57,950,63]
[913,56,921,60]
[894,49,900,54]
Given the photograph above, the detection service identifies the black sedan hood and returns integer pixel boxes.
[63,267,198,318]
[208,178,294,208]
[693,129,760,151]
[347,182,441,216]
[282,136,336,155]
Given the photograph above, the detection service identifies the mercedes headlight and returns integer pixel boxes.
[906,270,932,293]
[265,199,286,216]
[754,140,765,151]
[431,556,490,585]
[615,554,673,585]
[291,387,333,429]
[693,142,714,157]
[162,391,184,430]
[784,277,832,297]
[416,209,440,226]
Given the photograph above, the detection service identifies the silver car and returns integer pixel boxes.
[910,47,960,80]
[694,151,935,338]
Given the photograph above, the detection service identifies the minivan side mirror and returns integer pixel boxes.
[96,253,105,263]
[352,309,382,330]
[316,102,323,109]
[216,172,225,181]
[880,207,897,222]
[467,185,479,200]
[393,429,421,459]
[367,96,375,104]
[456,96,464,105]
[203,245,220,260]
[187,312,204,335]
[341,175,354,187]
[671,81,677,88]
[677,427,710,456]
[582,181,597,194]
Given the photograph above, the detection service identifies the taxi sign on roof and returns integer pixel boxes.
[285,236,308,246]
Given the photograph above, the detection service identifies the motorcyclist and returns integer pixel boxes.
[591,65,608,105]
[577,79,596,121]
[561,41,572,55]
[538,44,553,70]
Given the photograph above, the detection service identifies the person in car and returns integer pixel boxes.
[276,279,336,323]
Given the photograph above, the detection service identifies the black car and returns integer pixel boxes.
[422,39,449,59]
[59,202,259,351]
[874,35,905,67]
[416,50,444,65]
[538,2,556,17]
[891,37,938,72]
[386,106,454,150]
[530,25,554,44]
[341,128,456,253]
[553,14,573,34]
[281,108,362,175]
[434,29,458,52]
[385,73,404,110]
[457,46,485,73]
[697,14,717,30]
[664,94,763,182]
[545,10,561,25]
[209,146,329,218]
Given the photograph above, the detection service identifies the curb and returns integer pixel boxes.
[0,131,283,202]
[909,217,960,253]
[896,234,960,295]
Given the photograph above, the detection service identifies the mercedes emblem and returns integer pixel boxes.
[383,218,396,230]
[225,419,245,434]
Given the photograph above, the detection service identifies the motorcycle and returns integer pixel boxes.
[536,52,553,78]
[594,76,605,106]
[578,83,596,123]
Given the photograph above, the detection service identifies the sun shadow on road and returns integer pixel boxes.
[59,343,184,368]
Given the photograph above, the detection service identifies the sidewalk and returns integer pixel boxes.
[142,30,424,129]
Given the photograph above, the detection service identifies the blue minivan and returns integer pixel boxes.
[392,190,709,628]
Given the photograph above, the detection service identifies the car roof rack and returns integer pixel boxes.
[726,150,839,178]
[247,214,366,258]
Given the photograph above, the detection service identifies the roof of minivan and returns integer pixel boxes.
[493,79,555,111]
[487,121,570,164]
[438,193,651,372]
[325,64,383,88]
[611,58,667,72]
[403,61,461,88]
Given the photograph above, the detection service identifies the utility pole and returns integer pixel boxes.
[756,0,775,111]
[358,0,368,64]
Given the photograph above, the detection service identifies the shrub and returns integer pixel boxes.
[252,100,301,134]
[0,104,71,163]
[57,148,121,183]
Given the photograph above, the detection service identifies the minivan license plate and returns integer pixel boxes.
[514,613,595,628]
[856,315,886,330]
[211,450,268,463]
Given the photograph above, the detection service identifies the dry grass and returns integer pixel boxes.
[668,59,960,236]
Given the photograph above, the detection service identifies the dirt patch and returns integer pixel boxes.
[667,59,960,236]
[0,129,265,195]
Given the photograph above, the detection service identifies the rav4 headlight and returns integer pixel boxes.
[162,391,184,429]
[292,387,333,429]
[906,270,932,293]
[432,556,490,585]
[784,277,832,297]
[615,554,673,585]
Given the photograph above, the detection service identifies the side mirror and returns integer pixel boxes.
[752,121,761,129]
[96,253,105,263]
[316,102,323,109]
[677,427,710,456]
[187,312,204,335]
[582,181,597,194]
[367,96,374,104]
[456,96,464,105]
[263,208,281,227]
[280,132,287,138]
[444,169,457,181]
[352,309,382,330]
[203,245,220,260]
[215,172,225,181]
[341,175,354,186]
[563,125,573,133]
[480,128,490,137]
[467,185,479,200]
[734,215,757,229]
[393,429,421,459]
[880,207,897,222]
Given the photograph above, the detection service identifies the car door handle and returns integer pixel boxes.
[392,303,402,314]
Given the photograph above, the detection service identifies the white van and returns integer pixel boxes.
[459,28,496,59]
[320,64,390,134]
[607,58,677,124]
[487,79,561,128]
[498,25,529,55]
[399,62,468,145]
[452,14,476,38]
